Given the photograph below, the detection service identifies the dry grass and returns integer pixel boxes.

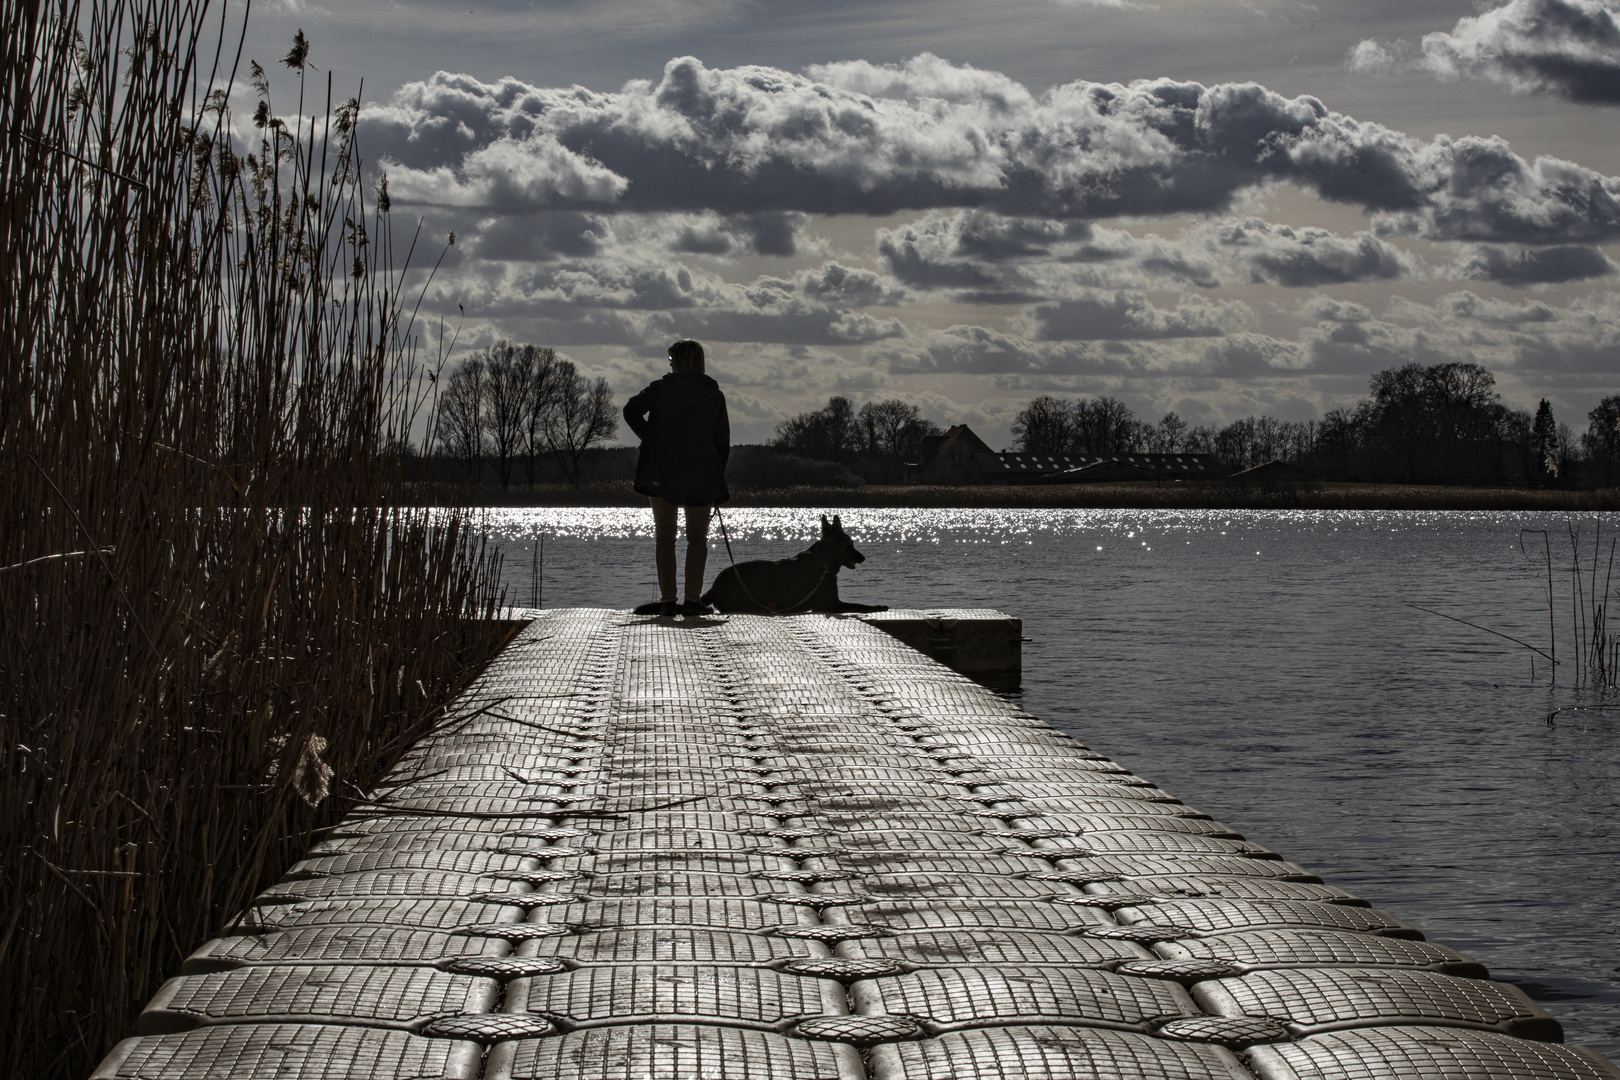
[1,5,510,1076]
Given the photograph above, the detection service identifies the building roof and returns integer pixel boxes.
[970,451,1093,475]
[1045,452,1228,483]
[913,424,993,467]
[1229,459,1316,483]
[1048,458,1162,483]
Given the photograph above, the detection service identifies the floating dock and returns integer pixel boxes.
[94,609,1620,1079]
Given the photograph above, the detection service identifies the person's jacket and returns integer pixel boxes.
[623,371,730,506]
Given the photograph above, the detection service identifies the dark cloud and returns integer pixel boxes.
[875,212,1070,295]
[470,211,607,261]
[796,262,906,307]
[1213,218,1410,287]
[1436,291,1562,325]
[876,210,1223,298]
[1355,0,1620,104]
[1303,289,1620,380]
[1301,297,1375,323]
[874,325,1051,375]
[1454,242,1617,285]
[366,54,1620,244]
[425,249,907,346]
[873,321,1299,380]
[663,211,814,256]
[941,210,1092,260]
[454,207,820,263]
[1029,291,1249,341]
[1200,335,1309,377]
[875,209,1413,299]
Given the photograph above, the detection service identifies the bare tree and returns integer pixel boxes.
[1211,415,1317,470]
[1183,423,1218,456]
[1010,395,1077,455]
[857,400,931,457]
[435,358,487,482]
[1076,396,1141,455]
[545,362,618,489]
[855,399,941,482]
[1147,411,1189,453]
[1584,396,1620,487]
[775,396,859,462]
[482,341,532,490]
[520,345,560,489]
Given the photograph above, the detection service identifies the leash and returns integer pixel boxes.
[714,506,827,615]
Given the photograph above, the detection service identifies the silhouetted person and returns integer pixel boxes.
[624,340,730,617]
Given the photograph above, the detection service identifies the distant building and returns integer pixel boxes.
[908,426,1229,485]
[1228,459,1317,487]
[970,451,1097,485]
[910,425,994,484]
[1046,452,1229,484]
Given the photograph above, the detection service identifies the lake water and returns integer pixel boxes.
[479,506,1620,1056]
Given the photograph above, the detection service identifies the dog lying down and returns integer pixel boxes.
[702,514,888,614]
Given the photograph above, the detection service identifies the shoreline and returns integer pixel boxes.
[423,480,1620,512]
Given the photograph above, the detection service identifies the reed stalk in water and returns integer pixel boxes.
[1,4,509,1075]
[1517,519,1618,689]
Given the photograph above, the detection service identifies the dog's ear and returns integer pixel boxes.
[821,514,829,532]
[832,514,842,530]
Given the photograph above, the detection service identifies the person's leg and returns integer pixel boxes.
[683,504,712,604]
[650,496,677,604]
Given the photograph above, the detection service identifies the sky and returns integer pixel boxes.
[237,0,1620,447]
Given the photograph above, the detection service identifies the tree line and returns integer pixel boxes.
[1012,363,1620,488]
[771,396,944,483]
[433,341,618,488]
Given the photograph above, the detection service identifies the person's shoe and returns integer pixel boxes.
[632,601,664,615]
[659,600,679,618]
[680,600,714,617]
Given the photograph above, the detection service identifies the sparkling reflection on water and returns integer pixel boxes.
[481,507,1620,1056]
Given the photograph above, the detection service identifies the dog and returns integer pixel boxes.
[702,514,888,614]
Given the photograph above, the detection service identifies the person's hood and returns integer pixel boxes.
[661,370,722,405]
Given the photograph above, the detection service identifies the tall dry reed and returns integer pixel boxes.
[1542,517,1620,689]
[1,3,510,1075]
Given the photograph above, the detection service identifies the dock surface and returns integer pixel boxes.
[96,609,1620,1079]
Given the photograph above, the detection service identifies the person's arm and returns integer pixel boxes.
[714,393,730,466]
[623,387,654,440]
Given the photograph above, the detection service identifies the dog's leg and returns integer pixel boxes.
[808,574,887,613]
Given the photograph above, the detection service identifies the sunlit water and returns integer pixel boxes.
[478,507,1620,1056]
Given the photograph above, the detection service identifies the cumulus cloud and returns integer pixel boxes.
[1452,242,1618,285]
[873,208,1417,301]
[1434,291,1563,325]
[1209,218,1411,286]
[362,54,1620,243]
[871,319,1290,378]
[872,289,1620,388]
[1201,334,1311,376]
[1300,296,1375,323]
[441,205,824,263]
[1307,289,1620,378]
[1345,38,1423,75]
[1027,291,1252,341]
[416,237,911,346]
[875,210,1225,296]
[1353,0,1620,104]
